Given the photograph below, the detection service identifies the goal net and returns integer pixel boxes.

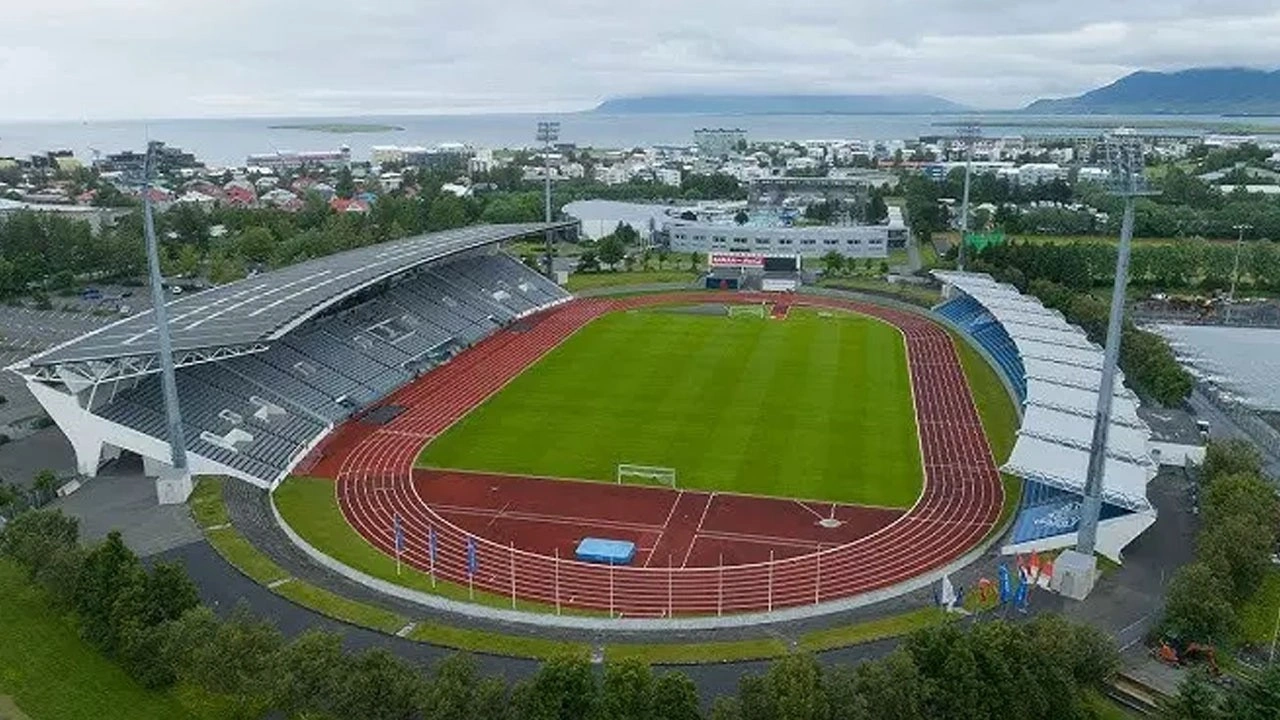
[617,463,677,488]
[727,303,766,319]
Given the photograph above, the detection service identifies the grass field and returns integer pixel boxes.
[0,560,228,720]
[418,306,923,507]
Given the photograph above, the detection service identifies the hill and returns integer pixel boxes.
[1025,68,1280,114]
[593,93,968,115]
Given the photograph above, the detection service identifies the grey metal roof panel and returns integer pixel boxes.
[29,222,571,365]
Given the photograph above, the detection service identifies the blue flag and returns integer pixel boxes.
[998,563,1011,604]
[393,515,404,554]
[1014,577,1030,611]
[466,537,478,577]
[428,527,437,565]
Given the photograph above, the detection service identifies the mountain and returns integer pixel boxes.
[592,94,969,115]
[1025,68,1280,115]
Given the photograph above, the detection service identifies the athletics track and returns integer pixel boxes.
[305,292,1004,617]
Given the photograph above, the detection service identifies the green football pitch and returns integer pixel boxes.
[416,306,923,507]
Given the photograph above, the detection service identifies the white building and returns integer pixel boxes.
[666,222,892,259]
[655,168,682,187]
[694,128,746,157]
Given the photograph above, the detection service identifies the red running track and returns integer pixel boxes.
[317,292,1003,616]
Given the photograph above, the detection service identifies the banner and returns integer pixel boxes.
[998,563,1011,604]
[466,537,478,577]
[710,252,765,268]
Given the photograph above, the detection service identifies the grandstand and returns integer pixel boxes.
[6,223,575,494]
[933,271,1158,562]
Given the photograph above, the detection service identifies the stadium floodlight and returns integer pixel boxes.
[1074,130,1160,562]
[536,121,561,279]
[1229,223,1253,323]
[953,123,981,272]
[142,141,190,486]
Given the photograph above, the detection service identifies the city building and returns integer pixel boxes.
[694,128,746,157]
[245,146,351,172]
[665,221,894,260]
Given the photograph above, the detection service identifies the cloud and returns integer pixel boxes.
[0,0,1277,119]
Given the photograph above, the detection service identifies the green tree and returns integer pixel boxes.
[651,671,702,720]
[0,507,79,580]
[598,235,625,269]
[235,226,275,264]
[657,246,671,270]
[734,210,749,225]
[74,530,143,652]
[820,251,844,276]
[1161,562,1236,643]
[1199,515,1274,598]
[599,658,656,720]
[271,630,347,719]
[1202,471,1278,531]
[0,483,17,518]
[517,654,598,720]
[333,648,424,720]
[1225,663,1280,720]
[422,653,490,720]
[1201,439,1263,483]
[688,252,700,272]
[1163,669,1224,720]
[577,249,600,273]
[334,166,356,199]
[32,469,57,500]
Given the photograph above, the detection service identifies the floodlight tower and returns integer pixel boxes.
[1228,223,1253,324]
[536,121,560,278]
[142,141,191,503]
[1074,130,1159,564]
[955,123,980,271]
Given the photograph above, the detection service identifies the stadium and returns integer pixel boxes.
[8,223,1159,625]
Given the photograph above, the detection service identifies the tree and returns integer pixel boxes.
[734,210,749,225]
[651,671,702,720]
[598,235,625,269]
[1199,514,1274,598]
[334,166,356,199]
[819,251,844,276]
[657,246,671,269]
[422,653,489,720]
[0,507,79,580]
[333,648,424,720]
[576,250,600,273]
[1163,669,1224,720]
[32,469,57,500]
[0,483,16,518]
[515,654,598,720]
[1202,471,1278,532]
[614,222,640,245]
[234,226,275,264]
[1225,662,1280,720]
[1161,562,1236,643]
[687,252,699,272]
[599,658,656,720]
[272,630,347,719]
[75,531,143,652]
[1201,439,1263,483]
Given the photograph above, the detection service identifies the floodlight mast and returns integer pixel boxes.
[142,142,189,474]
[536,121,560,279]
[1228,223,1253,324]
[956,123,980,272]
[1075,131,1158,557]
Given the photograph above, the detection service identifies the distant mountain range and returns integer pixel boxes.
[592,94,969,115]
[1024,68,1280,115]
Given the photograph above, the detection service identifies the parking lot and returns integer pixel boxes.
[0,307,114,435]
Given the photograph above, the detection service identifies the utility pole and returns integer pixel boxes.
[142,141,190,503]
[1228,223,1252,324]
[1075,130,1159,561]
[536,121,560,279]
[956,123,980,271]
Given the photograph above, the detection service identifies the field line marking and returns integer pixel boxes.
[644,490,684,568]
[680,493,716,568]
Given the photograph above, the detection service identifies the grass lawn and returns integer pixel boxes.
[797,607,947,652]
[566,270,700,292]
[418,307,923,507]
[0,560,229,720]
[1238,568,1280,645]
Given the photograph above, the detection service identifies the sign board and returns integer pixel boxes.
[709,253,765,268]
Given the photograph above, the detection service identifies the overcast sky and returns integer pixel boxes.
[2,0,1278,121]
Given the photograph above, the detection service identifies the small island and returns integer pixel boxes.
[268,123,404,134]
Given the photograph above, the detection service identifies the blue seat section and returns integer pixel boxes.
[575,537,636,565]
[1010,480,1131,544]
[936,295,1027,404]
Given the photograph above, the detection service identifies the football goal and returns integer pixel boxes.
[617,463,677,488]
[727,302,766,319]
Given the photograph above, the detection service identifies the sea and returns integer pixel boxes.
[3,112,1279,168]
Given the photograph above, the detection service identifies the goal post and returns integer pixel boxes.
[616,463,677,488]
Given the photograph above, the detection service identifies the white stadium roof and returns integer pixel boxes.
[934,271,1156,512]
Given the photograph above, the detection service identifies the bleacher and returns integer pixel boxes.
[1009,480,1132,545]
[92,252,569,486]
[935,294,1027,403]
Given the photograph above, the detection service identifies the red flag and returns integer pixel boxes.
[1030,551,1041,578]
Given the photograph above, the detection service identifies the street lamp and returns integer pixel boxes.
[535,121,560,279]
[1228,223,1252,324]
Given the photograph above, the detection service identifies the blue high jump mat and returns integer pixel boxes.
[575,537,636,565]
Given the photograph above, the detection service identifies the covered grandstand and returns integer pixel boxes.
[932,271,1158,562]
[7,222,576,494]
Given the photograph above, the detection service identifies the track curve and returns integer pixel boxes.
[324,292,1003,617]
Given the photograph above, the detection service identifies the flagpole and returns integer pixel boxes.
[554,547,561,615]
[768,549,774,613]
[609,562,615,619]
[509,541,516,610]
[814,546,821,605]
[667,553,673,618]
[428,528,436,588]
[718,552,723,617]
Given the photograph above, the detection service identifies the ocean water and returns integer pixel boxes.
[1,112,1276,168]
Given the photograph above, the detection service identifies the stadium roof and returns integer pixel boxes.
[26,222,572,367]
[934,270,1155,512]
